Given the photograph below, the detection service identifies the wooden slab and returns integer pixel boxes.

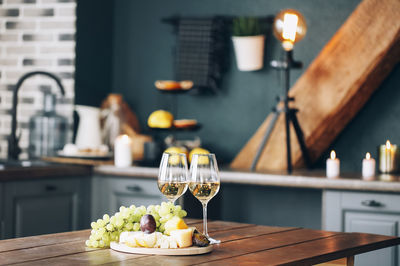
[2,221,399,266]
[198,232,400,265]
[41,156,114,166]
[231,0,400,171]
[110,241,213,256]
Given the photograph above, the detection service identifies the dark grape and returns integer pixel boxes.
[140,214,156,234]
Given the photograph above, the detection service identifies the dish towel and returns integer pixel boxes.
[174,17,227,93]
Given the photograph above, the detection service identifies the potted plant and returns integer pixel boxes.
[232,17,265,71]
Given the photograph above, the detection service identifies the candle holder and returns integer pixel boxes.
[378,142,400,174]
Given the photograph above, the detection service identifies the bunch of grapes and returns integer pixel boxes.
[86,201,187,248]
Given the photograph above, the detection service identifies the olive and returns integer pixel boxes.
[140,214,156,234]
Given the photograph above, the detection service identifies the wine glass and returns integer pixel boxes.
[189,153,221,244]
[157,152,188,204]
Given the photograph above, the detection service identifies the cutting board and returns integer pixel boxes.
[41,156,114,166]
[110,242,213,256]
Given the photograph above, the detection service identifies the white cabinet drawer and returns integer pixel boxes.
[106,177,160,197]
[341,191,400,213]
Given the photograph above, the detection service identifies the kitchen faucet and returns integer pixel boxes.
[8,71,66,160]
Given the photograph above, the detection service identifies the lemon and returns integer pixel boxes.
[189,148,210,164]
[148,110,173,128]
[164,146,188,165]
[164,216,188,235]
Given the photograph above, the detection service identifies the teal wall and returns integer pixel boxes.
[76,0,400,172]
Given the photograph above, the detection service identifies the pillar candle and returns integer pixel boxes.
[362,152,375,180]
[114,134,132,168]
[326,150,340,179]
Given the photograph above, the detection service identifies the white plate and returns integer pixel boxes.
[110,241,213,256]
[57,151,113,159]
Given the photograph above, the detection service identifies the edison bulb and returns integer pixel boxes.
[273,9,307,51]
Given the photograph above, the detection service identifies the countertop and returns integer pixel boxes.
[94,165,400,193]
[0,219,398,265]
[0,162,91,181]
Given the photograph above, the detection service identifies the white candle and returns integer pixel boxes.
[326,150,340,179]
[114,134,132,168]
[362,152,376,180]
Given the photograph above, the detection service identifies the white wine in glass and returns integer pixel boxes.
[158,152,188,204]
[189,153,221,244]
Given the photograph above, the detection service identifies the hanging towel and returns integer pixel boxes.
[174,17,227,93]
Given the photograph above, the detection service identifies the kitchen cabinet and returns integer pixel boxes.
[91,175,164,220]
[323,190,400,266]
[3,177,90,239]
[0,183,3,239]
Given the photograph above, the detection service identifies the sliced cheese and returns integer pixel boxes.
[170,228,193,248]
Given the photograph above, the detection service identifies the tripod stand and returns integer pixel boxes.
[250,50,311,173]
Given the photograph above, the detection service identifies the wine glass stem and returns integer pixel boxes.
[202,202,209,237]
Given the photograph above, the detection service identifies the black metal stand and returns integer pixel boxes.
[251,50,311,173]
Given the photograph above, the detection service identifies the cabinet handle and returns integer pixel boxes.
[45,185,57,191]
[126,185,142,192]
[361,200,383,207]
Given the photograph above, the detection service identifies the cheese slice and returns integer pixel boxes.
[170,228,193,248]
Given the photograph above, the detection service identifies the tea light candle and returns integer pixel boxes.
[362,152,375,180]
[326,150,340,179]
[114,134,132,167]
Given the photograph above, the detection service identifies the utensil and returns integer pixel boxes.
[157,152,188,204]
[189,153,221,244]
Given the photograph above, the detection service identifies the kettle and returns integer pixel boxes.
[75,105,102,149]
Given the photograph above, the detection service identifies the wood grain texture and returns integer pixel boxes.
[1,220,399,266]
[231,0,400,171]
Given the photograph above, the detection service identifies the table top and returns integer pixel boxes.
[0,219,399,266]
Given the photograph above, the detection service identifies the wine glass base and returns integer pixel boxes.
[207,237,221,245]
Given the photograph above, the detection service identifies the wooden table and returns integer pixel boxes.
[0,219,399,266]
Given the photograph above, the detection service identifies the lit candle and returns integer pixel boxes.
[362,152,375,180]
[379,140,398,173]
[114,134,132,168]
[326,150,340,179]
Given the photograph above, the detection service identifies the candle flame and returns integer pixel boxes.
[330,150,336,160]
[117,134,131,143]
[366,152,371,160]
[386,140,391,149]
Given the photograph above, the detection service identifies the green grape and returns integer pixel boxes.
[124,222,133,231]
[156,221,160,227]
[111,216,118,226]
[102,233,110,242]
[90,222,97,229]
[103,214,110,223]
[179,210,187,217]
[119,206,126,212]
[129,204,136,210]
[97,219,105,227]
[133,222,140,231]
[85,240,91,247]
[92,241,99,248]
[116,218,124,228]
[106,223,114,231]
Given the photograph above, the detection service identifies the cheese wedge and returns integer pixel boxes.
[170,228,193,248]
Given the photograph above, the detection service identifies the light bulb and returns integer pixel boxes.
[273,9,307,51]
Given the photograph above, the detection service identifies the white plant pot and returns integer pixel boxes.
[232,35,265,71]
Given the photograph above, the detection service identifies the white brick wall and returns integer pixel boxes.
[0,0,76,159]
